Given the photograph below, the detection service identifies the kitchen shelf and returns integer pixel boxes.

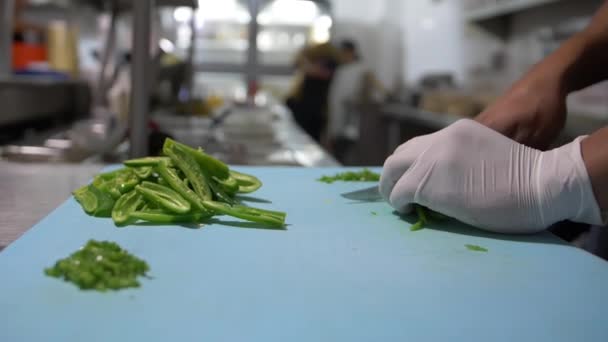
[24,0,196,12]
[465,0,561,22]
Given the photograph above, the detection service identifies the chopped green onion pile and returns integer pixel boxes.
[44,240,149,291]
[317,169,380,184]
[73,138,286,228]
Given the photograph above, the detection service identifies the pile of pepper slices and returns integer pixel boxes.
[73,138,286,227]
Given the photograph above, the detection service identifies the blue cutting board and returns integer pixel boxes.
[1,167,608,342]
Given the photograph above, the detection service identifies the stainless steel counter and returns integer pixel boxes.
[0,161,103,250]
[152,104,339,167]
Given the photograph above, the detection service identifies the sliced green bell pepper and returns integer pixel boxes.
[213,175,240,195]
[202,201,285,227]
[164,138,229,180]
[229,170,262,193]
[131,166,153,179]
[112,190,144,226]
[130,210,212,224]
[154,160,207,211]
[208,179,236,205]
[124,156,172,167]
[93,168,140,199]
[135,181,191,214]
[164,141,213,201]
[73,185,115,217]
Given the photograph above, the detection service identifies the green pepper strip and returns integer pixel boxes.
[94,168,129,180]
[164,138,229,180]
[208,179,237,205]
[410,205,428,231]
[212,175,240,195]
[229,170,262,193]
[202,201,285,227]
[416,205,428,224]
[130,210,212,224]
[131,166,153,179]
[112,190,144,226]
[124,156,172,167]
[157,175,170,187]
[155,160,207,211]
[135,181,191,214]
[93,168,140,199]
[163,141,213,201]
[92,176,121,199]
[73,185,115,217]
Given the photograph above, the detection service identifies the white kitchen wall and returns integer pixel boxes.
[331,0,466,88]
[463,0,607,118]
[464,0,601,88]
[402,0,465,85]
[330,0,405,90]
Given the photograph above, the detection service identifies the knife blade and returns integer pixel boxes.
[340,185,383,201]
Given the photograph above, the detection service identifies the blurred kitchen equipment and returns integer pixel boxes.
[94,1,119,107]
[419,90,482,117]
[47,20,79,77]
[1,145,71,162]
[67,111,127,156]
[12,31,47,71]
[0,78,91,128]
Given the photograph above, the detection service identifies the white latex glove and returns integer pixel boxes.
[380,119,603,233]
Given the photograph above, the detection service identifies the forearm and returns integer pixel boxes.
[509,2,608,96]
[582,127,608,215]
[550,1,608,93]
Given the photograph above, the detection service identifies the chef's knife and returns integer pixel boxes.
[340,185,383,202]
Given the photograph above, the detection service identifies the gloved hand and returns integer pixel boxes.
[380,119,603,233]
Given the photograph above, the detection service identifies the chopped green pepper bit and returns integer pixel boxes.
[72,185,115,218]
[44,240,149,291]
[410,205,448,231]
[410,205,427,231]
[317,169,380,184]
[409,221,424,232]
[465,244,488,252]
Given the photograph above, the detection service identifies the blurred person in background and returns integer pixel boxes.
[326,39,386,165]
[380,0,608,258]
[285,42,340,143]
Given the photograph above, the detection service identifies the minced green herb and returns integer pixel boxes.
[44,240,149,291]
[317,169,380,184]
[371,211,378,216]
[465,244,488,252]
